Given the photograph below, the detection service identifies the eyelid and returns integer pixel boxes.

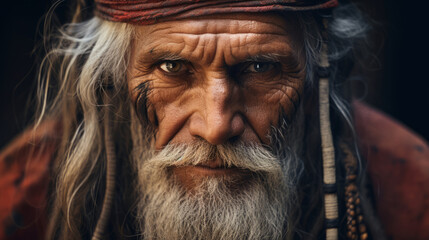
[156,59,193,76]
[242,61,277,73]
[159,61,182,73]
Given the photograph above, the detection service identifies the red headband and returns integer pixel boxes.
[94,0,338,25]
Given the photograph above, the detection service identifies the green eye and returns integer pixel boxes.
[245,62,273,73]
[159,61,183,73]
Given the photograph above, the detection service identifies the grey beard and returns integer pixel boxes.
[130,105,305,240]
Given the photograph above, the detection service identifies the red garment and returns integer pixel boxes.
[354,102,429,240]
[0,120,61,240]
[0,102,428,239]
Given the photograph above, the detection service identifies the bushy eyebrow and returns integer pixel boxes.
[244,53,302,71]
[137,50,187,65]
[137,48,300,68]
[244,53,282,62]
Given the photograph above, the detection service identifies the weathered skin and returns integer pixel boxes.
[127,13,306,189]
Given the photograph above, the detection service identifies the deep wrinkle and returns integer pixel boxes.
[134,81,157,127]
[127,13,306,160]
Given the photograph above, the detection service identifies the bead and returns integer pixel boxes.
[356,208,361,214]
[347,175,357,181]
[360,233,368,240]
[358,215,364,222]
[359,224,367,233]
[355,198,361,204]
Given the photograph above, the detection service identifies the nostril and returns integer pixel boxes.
[228,135,241,144]
[230,113,245,135]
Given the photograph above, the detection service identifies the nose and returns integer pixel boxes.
[189,77,245,145]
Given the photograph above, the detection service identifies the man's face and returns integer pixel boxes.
[127,13,307,239]
[128,13,306,190]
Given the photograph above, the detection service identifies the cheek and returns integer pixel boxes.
[147,84,197,146]
[244,80,303,141]
[129,73,188,128]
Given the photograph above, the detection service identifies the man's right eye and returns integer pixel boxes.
[159,61,183,73]
[244,62,274,73]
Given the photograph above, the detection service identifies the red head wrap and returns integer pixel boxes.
[94,0,338,25]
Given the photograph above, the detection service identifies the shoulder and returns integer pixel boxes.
[0,119,61,240]
[353,101,429,240]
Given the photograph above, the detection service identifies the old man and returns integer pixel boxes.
[1,0,428,240]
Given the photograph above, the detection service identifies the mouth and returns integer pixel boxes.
[195,156,229,168]
[175,157,240,176]
[170,158,251,190]
[186,165,239,176]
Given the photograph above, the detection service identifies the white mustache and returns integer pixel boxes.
[143,141,282,173]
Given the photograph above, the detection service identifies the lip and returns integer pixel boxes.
[182,165,239,176]
[196,157,225,169]
[171,158,245,177]
[170,159,252,191]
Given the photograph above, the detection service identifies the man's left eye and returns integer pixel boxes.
[159,61,184,73]
[245,62,273,73]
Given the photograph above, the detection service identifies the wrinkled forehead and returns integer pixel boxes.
[130,13,306,66]
[136,12,301,29]
[134,12,303,40]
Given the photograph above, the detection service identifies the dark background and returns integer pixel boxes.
[1,0,428,149]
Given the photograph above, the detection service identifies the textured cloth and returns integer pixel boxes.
[94,0,338,24]
[0,120,60,240]
[354,102,429,240]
